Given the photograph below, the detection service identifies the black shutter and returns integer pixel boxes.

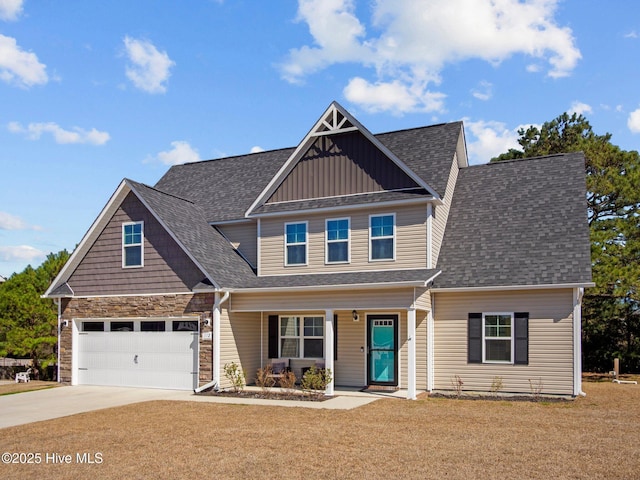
[514,312,529,365]
[333,314,338,361]
[468,313,482,363]
[268,315,279,359]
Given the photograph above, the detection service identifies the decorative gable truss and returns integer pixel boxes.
[245,102,443,217]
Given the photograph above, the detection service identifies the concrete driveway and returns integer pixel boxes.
[0,385,190,429]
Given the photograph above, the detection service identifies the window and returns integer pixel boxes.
[468,312,529,365]
[369,214,395,261]
[173,320,198,331]
[123,222,144,268]
[326,218,350,263]
[141,321,166,332]
[110,321,134,332]
[285,222,307,266]
[483,314,512,363]
[82,321,104,332]
[279,316,324,358]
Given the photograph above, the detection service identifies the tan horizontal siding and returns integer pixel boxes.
[259,204,427,275]
[432,154,459,267]
[416,311,427,390]
[218,222,257,268]
[231,288,415,312]
[218,310,261,389]
[414,287,432,311]
[433,289,575,395]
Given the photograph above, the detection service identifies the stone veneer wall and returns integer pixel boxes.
[59,294,214,385]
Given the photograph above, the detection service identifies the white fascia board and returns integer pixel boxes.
[43,180,131,297]
[126,181,220,290]
[245,101,442,217]
[431,282,596,293]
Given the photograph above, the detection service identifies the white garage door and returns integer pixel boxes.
[77,319,198,390]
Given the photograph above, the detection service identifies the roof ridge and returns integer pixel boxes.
[126,178,196,205]
[468,152,583,168]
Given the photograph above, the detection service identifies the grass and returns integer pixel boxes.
[1,379,639,479]
[0,381,58,396]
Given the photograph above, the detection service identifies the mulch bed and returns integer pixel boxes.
[428,392,571,402]
[197,389,330,402]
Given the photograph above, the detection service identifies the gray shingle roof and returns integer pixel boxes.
[154,122,462,222]
[127,180,257,288]
[434,153,592,289]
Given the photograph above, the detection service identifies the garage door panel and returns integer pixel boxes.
[77,321,198,390]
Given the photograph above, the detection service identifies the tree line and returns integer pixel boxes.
[493,113,640,373]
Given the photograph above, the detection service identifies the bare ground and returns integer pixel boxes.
[1,378,639,479]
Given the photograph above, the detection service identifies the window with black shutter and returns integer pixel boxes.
[468,313,482,363]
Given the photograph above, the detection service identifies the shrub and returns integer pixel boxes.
[279,370,297,393]
[528,377,544,401]
[223,362,246,392]
[490,376,504,397]
[255,365,276,392]
[301,366,332,395]
[451,375,463,398]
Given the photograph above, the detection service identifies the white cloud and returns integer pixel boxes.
[0,211,41,231]
[627,108,640,134]
[250,146,265,153]
[568,101,593,116]
[472,81,492,101]
[0,245,46,262]
[344,77,445,114]
[0,34,48,88]
[282,0,580,113]
[123,36,175,94]
[624,31,638,39]
[464,119,533,165]
[0,0,22,21]
[148,141,200,166]
[8,121,110,145]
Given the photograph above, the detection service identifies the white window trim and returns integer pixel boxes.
[368,213,396,262]
[325,217,351,264]
[122,221,144,269]
[284,221,308,267]
[482,312,514,364]
[278,315,325,359]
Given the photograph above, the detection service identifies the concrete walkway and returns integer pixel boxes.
[0,384,393,429]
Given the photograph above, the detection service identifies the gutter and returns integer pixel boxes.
[194,290,230,393]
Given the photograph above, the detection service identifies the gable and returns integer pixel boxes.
[66,192,206,296]
[267,131,421,203]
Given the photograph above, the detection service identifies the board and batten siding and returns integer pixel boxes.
[259,204,427,275]
[433,289,575,395]
[432,154,459,267]
[67,193,205,296]
[218,309,261,390]
[217,222,258,268]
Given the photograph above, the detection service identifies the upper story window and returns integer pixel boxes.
[369,214,395,261]
[325,218,350,264]
[285,221,307,266]
[122,221,144,268]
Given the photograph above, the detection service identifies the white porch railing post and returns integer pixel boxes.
[407,307,417,400]
[325,309,335,396]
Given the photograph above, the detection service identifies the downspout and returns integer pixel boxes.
[194,290,230,393]
[55,299,61,383]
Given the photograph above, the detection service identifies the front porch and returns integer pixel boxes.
[209,287,434,400]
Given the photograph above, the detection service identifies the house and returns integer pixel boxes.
[44,102,593,399]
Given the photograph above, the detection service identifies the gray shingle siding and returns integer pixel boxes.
[434,152,592,289]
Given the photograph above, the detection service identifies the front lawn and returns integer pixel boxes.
[1,379,638,479]
[0,381,58,396]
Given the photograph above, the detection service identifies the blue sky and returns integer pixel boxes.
[1,0,639,278]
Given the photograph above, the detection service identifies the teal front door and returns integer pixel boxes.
[367,315,398,386]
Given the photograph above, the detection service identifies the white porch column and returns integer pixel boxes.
[213,292,222,388]
[573,288,584,396]
[325,309,335,396]
[427,307,435,392]
[407,307,417,400]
